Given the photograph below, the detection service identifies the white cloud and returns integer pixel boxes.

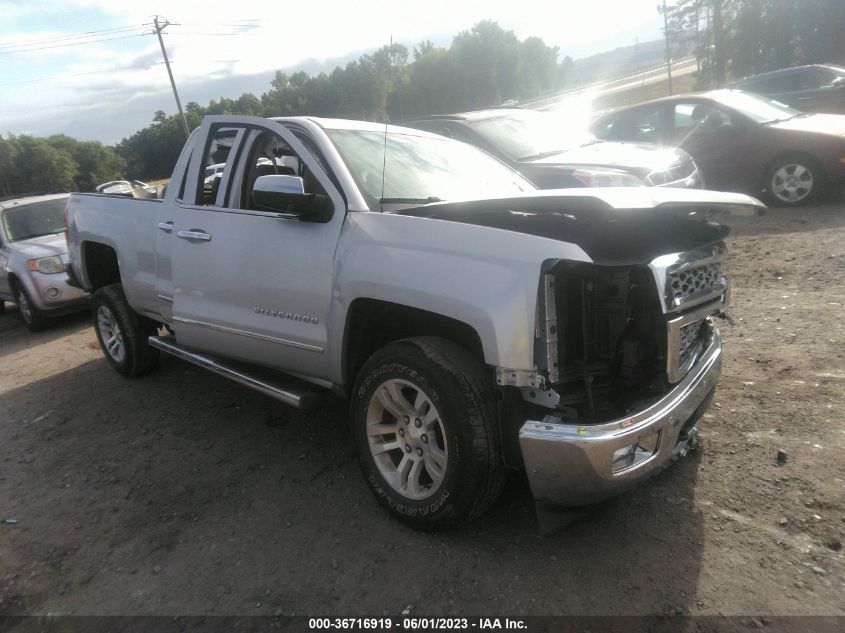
[0,0,663,141]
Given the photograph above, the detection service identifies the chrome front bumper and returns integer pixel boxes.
[519,327,721,506]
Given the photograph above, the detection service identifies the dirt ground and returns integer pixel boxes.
[1,201,843,623]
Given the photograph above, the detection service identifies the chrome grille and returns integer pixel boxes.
[669,262,722,307]
[650,244,728,314]
[678,320,704,367]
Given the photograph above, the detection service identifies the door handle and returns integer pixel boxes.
[158,221,174,233]
[176,230,212,241]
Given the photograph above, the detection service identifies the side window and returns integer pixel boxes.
[238,131,329,212]
[591,115,618,141]
[673,102,732,141]
[198,128,240,206]
[752,73,797,94]
[622,108,664,144]
[798,68,836,91]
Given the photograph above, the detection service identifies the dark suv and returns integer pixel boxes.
[401,108,702,190]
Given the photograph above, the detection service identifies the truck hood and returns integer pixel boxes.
[523,142,687,173]
[8,233,68,259]
[769,113,845,137]
[392,188,764,265]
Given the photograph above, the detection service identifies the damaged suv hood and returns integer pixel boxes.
[392,188,765,265]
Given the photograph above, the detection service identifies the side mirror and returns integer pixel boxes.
[252,174,331,222]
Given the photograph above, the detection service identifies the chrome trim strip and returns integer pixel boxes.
[157,294,174,303]
[172,316,324,353]
[147,335,318,409]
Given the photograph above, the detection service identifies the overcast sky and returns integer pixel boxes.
[0,0,664,144]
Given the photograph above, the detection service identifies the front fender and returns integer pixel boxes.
[328,212,591,381]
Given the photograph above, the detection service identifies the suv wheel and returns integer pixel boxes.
[13,282,49,332]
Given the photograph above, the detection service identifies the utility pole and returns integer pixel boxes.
[153,16,190,139]
[662,0,673,95]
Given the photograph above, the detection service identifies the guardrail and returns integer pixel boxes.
[520,57,698,109]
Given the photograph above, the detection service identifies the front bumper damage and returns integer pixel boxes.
[518,325,721,506]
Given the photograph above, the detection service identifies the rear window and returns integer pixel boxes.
[1,199,68,242]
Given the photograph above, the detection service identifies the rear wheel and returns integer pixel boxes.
[351,337,506,529]
[765,156,824,206]
[13,282,49,332]
[92,284,160,377]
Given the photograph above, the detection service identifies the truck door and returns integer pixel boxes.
[170,116,346,381]
[154,130,199,324]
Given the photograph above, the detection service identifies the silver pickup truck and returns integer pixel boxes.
[66,115,763,529]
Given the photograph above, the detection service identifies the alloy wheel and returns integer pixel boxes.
[97,305,126,363]
[366,378,449,500]
[771,163,814,204]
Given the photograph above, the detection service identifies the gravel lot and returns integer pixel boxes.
[1,202,843,621]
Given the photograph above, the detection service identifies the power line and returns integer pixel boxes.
[168,31,255,36]
[0,24,151,51]
[0,58,248,88]
[0,62,165,87]
[0,31,151,55]
[174,20,263,27]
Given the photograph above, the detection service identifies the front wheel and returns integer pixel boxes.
[765,156,824,207]
[351,337,506,529]
[13,282,50,332]
[92,284,160,377]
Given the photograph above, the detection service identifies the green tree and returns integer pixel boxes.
[2,135,77,193]
[49,135,126,191]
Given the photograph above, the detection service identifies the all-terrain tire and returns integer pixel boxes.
[92,284,160,377]
[351,336,506,530]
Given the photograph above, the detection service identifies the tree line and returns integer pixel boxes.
[119,20,564,180]
[3,7,844,195]
[0,134,124,197]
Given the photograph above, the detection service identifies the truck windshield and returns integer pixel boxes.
[325,128,534,208]
[2,199,68,242]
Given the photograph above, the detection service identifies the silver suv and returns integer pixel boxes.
[0,193,89,331]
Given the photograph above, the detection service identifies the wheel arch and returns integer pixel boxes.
[80,240,121,291]
[341,298,486,392]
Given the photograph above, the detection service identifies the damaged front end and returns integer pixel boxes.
[499,195,760,508]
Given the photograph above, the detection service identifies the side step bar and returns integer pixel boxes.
[148,335,322,410]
